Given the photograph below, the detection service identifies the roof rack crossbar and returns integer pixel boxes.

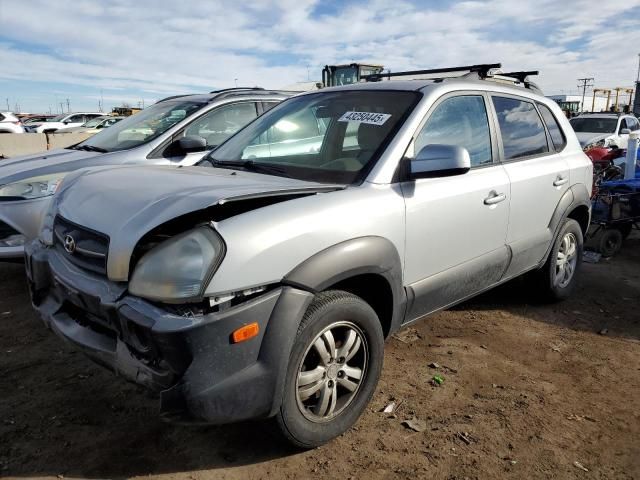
[363,63,502,82]
[500,71,539,82]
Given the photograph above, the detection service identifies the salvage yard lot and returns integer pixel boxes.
[1,236,639,480]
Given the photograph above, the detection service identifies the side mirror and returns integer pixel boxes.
[63,120,71,124]
[620,128,631,135]
[407,144,471,179]
[177,135,207,153]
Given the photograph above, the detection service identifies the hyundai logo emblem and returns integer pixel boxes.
[63,234,76,254]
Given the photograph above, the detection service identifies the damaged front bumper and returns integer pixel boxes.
[25,240,313,424]
[0,197,51,260]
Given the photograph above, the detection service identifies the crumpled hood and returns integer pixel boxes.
[54,164,340,280]
[575,132,609,148]
[0,148,106,185]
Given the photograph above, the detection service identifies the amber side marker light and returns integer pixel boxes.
[231,322,260,343]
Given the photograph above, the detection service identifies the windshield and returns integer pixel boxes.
[78,101,204,152]
[207,90,420,184]
[47,114,67,122]
[570,117,617,133]
[83,117,107,128]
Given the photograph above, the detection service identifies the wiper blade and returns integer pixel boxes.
[211,159,291,177]
[70,144,108,153]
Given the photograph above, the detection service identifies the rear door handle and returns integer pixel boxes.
[484,191,506,205]
[553,176,569,187]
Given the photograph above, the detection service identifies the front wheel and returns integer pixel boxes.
[536,218,583,301]
[276,291,384,448]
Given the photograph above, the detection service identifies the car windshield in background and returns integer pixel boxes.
[570,117,617,133]
[207,90,420,184]
[77,101,204,153]
[83,117,106,128]
[46,114,67,122]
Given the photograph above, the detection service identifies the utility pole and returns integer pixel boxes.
[5,98,9,111]
[577,77,594,113]
[66,98,70,113]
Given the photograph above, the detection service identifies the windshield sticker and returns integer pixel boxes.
[338,111,391,126]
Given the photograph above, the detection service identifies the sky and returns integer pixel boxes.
[0,0,639,113]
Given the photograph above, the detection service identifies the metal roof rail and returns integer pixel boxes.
[363,63,502,82]
[485,70,543,94]
[208,87,265,94]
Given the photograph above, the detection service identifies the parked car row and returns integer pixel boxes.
[1,70,593,448]
[22,112,105,133]
[0,112,125,135]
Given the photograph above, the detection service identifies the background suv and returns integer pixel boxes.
[0,112,24,134]
[26,69,592,447]
[570,112,640,149]
[0,88,292,259]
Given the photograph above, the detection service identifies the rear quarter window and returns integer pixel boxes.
[492,96,549,160]
[537,103,566,151]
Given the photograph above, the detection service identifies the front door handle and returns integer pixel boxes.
[484,191,506,205]
[553,176,569,187]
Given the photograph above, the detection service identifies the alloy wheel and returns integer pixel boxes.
[555,232,578,288]
[295,321,368,422]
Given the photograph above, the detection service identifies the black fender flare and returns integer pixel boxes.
[282,235,406,334]
[542,183,591,264]
[261,236,405,417]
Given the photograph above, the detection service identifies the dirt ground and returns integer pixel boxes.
[1,236,639,480]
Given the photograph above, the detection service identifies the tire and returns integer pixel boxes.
[536,218,583,301]
[597,228,623,257]
[276,290,384,448]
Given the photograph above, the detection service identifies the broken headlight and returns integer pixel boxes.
[0,173,66,200]
[129,226,224,302]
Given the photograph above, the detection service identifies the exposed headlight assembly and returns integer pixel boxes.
[0,173,66,200]
[129,226,225,302]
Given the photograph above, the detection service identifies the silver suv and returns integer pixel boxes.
[0,88,290,259]
[26,66,592,448]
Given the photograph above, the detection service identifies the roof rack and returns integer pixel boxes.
[208,87,265,94]
[363,63,502,82]
[500,71,539,83]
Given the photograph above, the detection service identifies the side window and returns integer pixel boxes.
[69,115,85,123]
[629,117,640,131]
[537,103,566,151]
[184,102,258,148]
[492,96,548,160]
[261,102,279,113]
[415,95,492,167]
[618,118,628,133]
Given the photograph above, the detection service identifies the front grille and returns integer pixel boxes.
[0,220,19,240]
[53,215,109,275]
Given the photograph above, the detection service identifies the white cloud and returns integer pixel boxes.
[0,0,639,111]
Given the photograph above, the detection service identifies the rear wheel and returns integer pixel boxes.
[276,291,384,448]
[535,218,583,301]
[596,228,623,257]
